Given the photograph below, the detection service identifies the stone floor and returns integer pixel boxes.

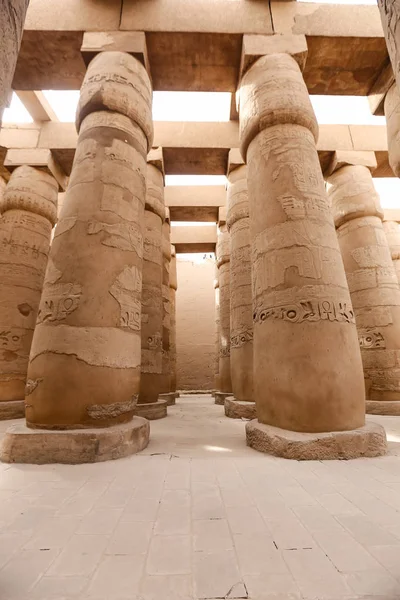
[1,396,400,600]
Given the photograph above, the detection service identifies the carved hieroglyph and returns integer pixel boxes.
[239,53,365,433]
[383,220,400,283]
[138,163,165,404]
[384,83,400,177]
[226,165,254,402]
[328,165,400,404]
[160,215,171,393]
[378,0,400,97]
[214,264,221,391]
[0,166,57,415]
[25,52,153,429]
[169,245,178,393]
[216,226,232,394]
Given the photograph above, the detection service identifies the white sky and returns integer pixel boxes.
[2,87,398,208]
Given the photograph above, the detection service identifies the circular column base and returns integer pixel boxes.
[225,397,256,420]
[135,400,168,420]
[159,392,178,406]
[246,420,387,460]
[366,400,400,416]
[214,392,231,406]
[0,417,150,465]
[0,400,25,421]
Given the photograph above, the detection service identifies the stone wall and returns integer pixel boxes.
[176,256,215,390]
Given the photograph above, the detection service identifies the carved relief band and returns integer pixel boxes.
[0,166,57,420]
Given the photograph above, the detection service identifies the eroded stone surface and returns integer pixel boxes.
[159,391,177,406]
[216,227,232,394]
[25,52,153,431]
[169,245,178,395]
[227,165,254,402]
[0,417,150,464]
[383,220,400,284]
[239,51,366,434]
[214,391,231,406]
[328,165,400,409]
[134,399,167,420]
[0,166,57,418]
[246,419,387,460]
[224,397,256,419]
[366,399,400,415]
[0,400,25,421]
[160,214,171,394]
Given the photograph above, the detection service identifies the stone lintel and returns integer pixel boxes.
[81,31,150,75]
[368,61,394,116]
[171,224,217,253]
[4,148,68,191]
[227,148,244,176]
[230,92,239,121]
[246,420,387,460]
[325,150,377,177]
[147,146,165,179]
[239,34,308,81]
[218,206,227,226]
[16,91,59,123]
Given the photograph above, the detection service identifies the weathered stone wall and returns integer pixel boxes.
[176,257,215,390]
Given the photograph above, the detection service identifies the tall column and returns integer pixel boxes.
[327,154,400,416]
[378,0,400,95]
[213,264,221,395]
[136,150,168,420]
[215,223,233,405]
[0,1,30,124]
[383,220,400,283]
[168,244,179,403]
[224,155,256,419]
[158,209,174,405]
[0,166,57,420]
[1,51,153,464]
[239,40,386,459]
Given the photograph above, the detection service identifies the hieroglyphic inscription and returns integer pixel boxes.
[110,266,142,331]
[231,330,253,348]
[37,282,82,324]
[351,245,393,269]
[220,346,231,358]
[253,299,355,325]
[359,330,386,349]
[87,220,143,256]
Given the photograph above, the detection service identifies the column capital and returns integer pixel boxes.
[325,150,377,177]
[4,148,68,191]
[145,160,165,221]
[80,31,150,77]
[239,34,308,82]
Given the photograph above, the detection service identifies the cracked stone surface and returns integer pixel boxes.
[1,395,400,599]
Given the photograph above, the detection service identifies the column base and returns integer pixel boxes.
[0,418,150,465]
[135,400,168,420]
[225,397,256,420]
[0,400,25,421]
[246,420,387,460]
[214,392,231,406]
[159,392,178,406]
[366,400,400,416]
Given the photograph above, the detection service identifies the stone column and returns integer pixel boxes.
[225,155,256,420]
[136,150,168,421]
[327,153,400,416]
[215,224,233,405]
[384,83,400,177]
[383,220,400,283]
[0,166,57,420]
[1,51,153,464]
[158,208,174,405]
[213,264,221,395]
[239,40,386,459]
[378,0,400,95]
[168,244,179,403]
[0,1,30,124]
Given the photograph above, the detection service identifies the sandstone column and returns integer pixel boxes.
[168,244,179,403]
[215,223,233,405]
[136,149,168,420]
[0,166,57,420]
[327,152,400,416]
[378,0,400,95]
[383,220,400,283]
[158,208,174,405]
[1,51,153,464]
[239,38,386,459]
[213,264,221,395]
[224,153,255,419]
[0,1,30,124]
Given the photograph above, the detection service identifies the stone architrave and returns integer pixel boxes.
[328,159,400,416]
[0,1,30,124]
[383,220,400,283]
[0,166,57,420]
[213,264,221,395]
[136,157,168,421]
[215,226,233,406]
[239,44,386,459]
[378,0,400,95]
[168,244,179,403]
[1,51,153,464]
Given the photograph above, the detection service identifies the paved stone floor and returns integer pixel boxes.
[1,396,400,600]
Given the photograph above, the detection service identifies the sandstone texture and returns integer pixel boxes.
[134,399,167,420]
[216,227,232,394]
[224,397,257,419]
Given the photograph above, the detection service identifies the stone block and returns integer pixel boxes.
[224,397,256,420]
[214,392,231,406]
[366,400,400,415]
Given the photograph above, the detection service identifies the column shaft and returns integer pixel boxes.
[169,246,178,395]
[383,220,400,283]
[328,165,400,414]
[226,165,254,403]
[214,265,221,392]
[216,227,232,395]
[161,217,171,393]
[0,166,57,420]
